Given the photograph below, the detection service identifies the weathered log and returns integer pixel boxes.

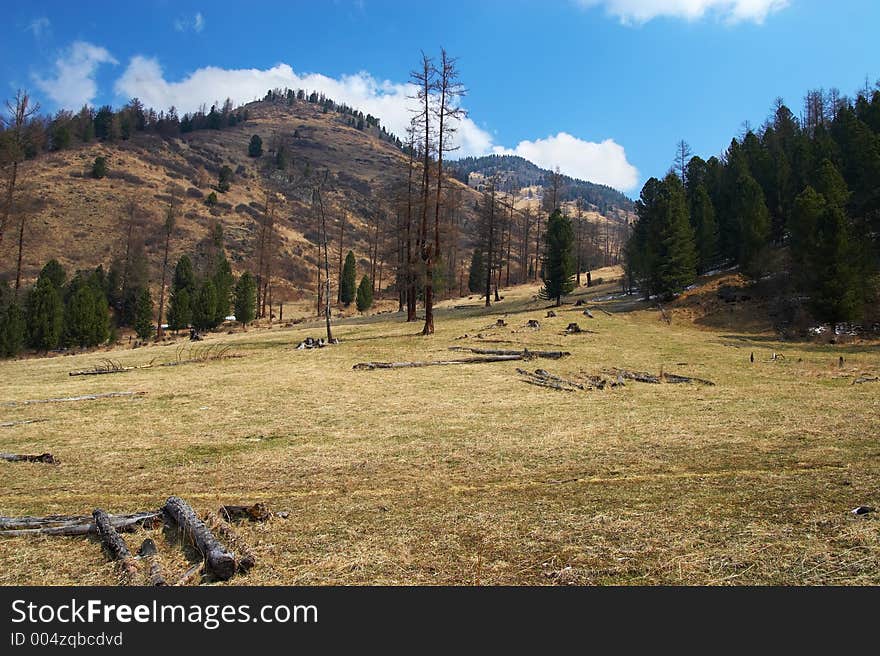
[853,376,880,385]
[604,368,661,384]
[448,347,570,360]
[583,309,594,318]
[662,372,716,386]
[137,538,167,586]
[163,496,236,581]
[0,418,48,428]
[1,452,57,464]
[354,355,523,370]
[205,512,256,573]
[516,368,585,392]
[69,352,242,376]
[219,503,273,522]
[0,511,161,535]
[3,391,145,407]
[93,508,140,585]
[593,307,613,317]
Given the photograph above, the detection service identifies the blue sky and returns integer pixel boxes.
[1,0,878,195]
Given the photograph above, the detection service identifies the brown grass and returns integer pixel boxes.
[1,269,879,585]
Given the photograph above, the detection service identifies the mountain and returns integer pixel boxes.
[447,154,635,213]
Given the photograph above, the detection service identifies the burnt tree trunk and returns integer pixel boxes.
[93,508,141,584]
[163,496,236,581]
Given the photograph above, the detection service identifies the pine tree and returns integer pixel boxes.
[655,174,697,298]
[134,287,154,340]
[248,134,263,157]
[540,209,575,306]
[192,280,217,331]
[690,184,719,274]
[234,272,256,327]
[212,254,234,324]
[63,276,109,347]
[218,166,233,193]
[40,259,66,291]
[732,171,771,278]
[809,204,861,324]
[340,251,357,305]
[167,287,191,332]
[356,275,373,312]
[467,248,485,294]
[27,275,64,350]
[0,283,26,357]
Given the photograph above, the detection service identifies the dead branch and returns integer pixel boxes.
[93,508,140,585]
[853,376,880,385]
[354,355,523,370]
[448,347,570,360]
[0,418,48,428]
[604,368,661,384]
[657,304,671,325]
[204,512,256,573]
[174,562,204,586]
[163,496,236,581]
[661,372,716,386]
[3,391,145,406]
[69,349,241,376]
[516,368,585,392]
[1,452,57,464]
[0,511,161,537]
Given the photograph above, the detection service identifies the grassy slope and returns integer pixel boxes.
[1,269,878,585]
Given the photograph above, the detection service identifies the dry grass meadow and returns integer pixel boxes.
[1,268,879,585]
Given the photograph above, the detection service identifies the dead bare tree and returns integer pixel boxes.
[1,90,40,253]
[422,48,467,335]
[336,210,346,303]
[311,171,334,342]
[155,191,177,338]
[484,176,498,307]
[410,52,437,334]
[404,121,418,322]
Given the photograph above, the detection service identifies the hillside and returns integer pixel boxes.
[448,154,635,216]
[0,97,485,303]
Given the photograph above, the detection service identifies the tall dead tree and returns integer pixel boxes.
[575,199,585,286]
[404,122,418,322]
[155,192,177,338]
[336,210,346,303]
[422,48,466,335]
[484,177,498,307]
[673,139,692,185]
[312,172,334,342]
[1,90,39,254]
[410,52,436,334]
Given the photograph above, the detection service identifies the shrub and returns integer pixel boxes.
[92,156,108,179]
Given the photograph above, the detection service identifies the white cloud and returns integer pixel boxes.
[576,0,789,24]
[27,17,51,38]
[33,41,118,109]
[113,58,638,190]
[175,13,205,33]
[493,133,639,192]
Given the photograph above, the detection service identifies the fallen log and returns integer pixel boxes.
[354,355,523,370]
[448,346,570,360]
[0,418,49,428]
[604,368,661,384]
[163,496,236,581]
[137,538,167,586]
[0,511,161,537]
[3,391,145,407]
[853,376,880,385]
[219,503,273,523]
[204,512,256,573]
[517,368,585,392]
[1,452,57,464]
[662,372,716,386]
[93,508,140,585]
[583,309,594,319]
[70,351,242,376]
[593,307,613,317]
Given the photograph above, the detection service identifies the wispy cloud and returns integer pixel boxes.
[26,17,51,38]
[33,41,118,109]
[576,0,789,24]
[113,58,640,191]
[174,12,205,33]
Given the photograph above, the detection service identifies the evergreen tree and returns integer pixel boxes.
[732,171,771,278]
[356,275,373,312]
[166,287,191,332]
[212,254,234,325]
[234,272,256,327]
[248,134,263,157]
[63,274,109,347]
[218,166,233,192]
[655,174,697,298]
[540,209,575,306]
[40,259,66,291]
[690,184,719,273]
[467,248,485,294]
[192,280,218,331]
[809,204,861,324]
[26,275,64,351]
[0,283,26,358]
[134,287,154,340]
[340,251,357,305]
[91,156,108,179]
